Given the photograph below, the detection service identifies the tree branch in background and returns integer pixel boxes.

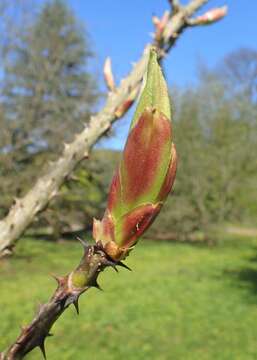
[0,0,227,358]
[0,0,227,257]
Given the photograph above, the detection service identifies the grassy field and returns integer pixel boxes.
[0,235,257,360]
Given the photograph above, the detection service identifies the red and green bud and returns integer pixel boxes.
[93,49,177,260]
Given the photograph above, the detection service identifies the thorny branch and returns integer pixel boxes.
[1,240,131,360]
[0,0,227,358]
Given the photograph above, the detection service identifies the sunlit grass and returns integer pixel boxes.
[1,235,257,360]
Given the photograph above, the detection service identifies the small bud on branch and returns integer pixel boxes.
[152,15,161,27]
[153,11,170,42]
[190,6,228,26]
[114,87,138,118]
[103,57,116,91]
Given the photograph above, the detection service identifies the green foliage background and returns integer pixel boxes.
[1,235,257,359]
[0,0,99,229]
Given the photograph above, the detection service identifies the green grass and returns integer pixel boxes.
[1,236,257,360]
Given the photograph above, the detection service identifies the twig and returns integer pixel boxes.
[0,241,131,360]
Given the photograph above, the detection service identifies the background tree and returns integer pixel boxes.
[0,0,98,231]
[2,0,98,154]
[217,48,257,103]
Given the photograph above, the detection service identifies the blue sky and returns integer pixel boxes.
[29,0,257,149]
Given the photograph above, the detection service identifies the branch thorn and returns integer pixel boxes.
[39,339,47,360]
[51,274,65,286]
[91,279,103,291]
[116,261,132,271]
[73,298,80,315]
[76,236,89,249]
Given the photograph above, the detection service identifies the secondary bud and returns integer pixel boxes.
[194,6,227,25]
[152,15,160,27]
[103,57,115,91]
[114,87,138,118]
[154,11,170,42]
